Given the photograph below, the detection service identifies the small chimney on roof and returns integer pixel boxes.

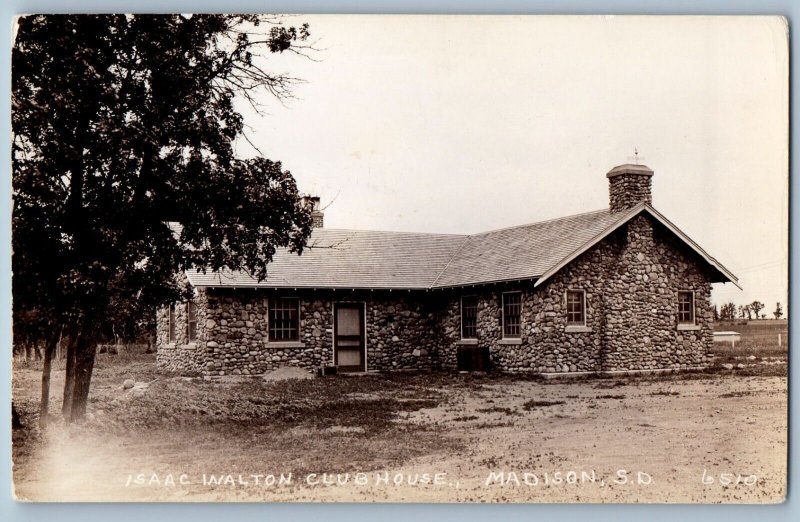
[606,163,654,213]
[301,195,324,228]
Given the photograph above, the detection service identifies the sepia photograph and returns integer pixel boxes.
[9,14,788,503]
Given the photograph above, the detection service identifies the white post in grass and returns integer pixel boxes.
[778,333,782,347]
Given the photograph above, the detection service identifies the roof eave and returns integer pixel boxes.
[431,275,541,290]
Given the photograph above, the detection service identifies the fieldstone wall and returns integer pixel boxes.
[157,289,444,376]
[200,291,331,376]
[155,287,209,373]
[365,294,445,371]
[439,214,714,373]
[599,216,713,370]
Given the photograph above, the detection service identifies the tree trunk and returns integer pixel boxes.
[39,329,61,427]
[12,403,23,430]
[67,335,96,422]
[62,333,78,417]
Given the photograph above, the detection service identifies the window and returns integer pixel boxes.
[269,297,300,341]
[566,290,586,326]
[461,296,478,339]
[502,292,522,338]
[168,303,176,343]
[678,291,695,324]
[187,301,198,342]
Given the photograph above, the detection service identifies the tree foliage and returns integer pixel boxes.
[12,14,314,420]
[719,302,737,321]
[749,301,764,320]
[773,302,783,320]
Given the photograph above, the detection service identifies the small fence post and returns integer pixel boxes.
[778,333,782,347]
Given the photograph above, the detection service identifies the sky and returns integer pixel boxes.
[235,15,788,312]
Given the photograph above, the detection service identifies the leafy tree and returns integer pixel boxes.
[774,302,783,320]
[720,302,736,321]
[12,14,314,422]
[750,301,765,320]
[737,304,753,320]
[713,304,719,321]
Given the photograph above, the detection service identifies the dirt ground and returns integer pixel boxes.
[11,349,787,503]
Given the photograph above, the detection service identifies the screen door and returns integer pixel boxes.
[334,303,365,372]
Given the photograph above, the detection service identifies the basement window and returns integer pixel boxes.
[566,290,586,326]
[678,291,695,324]
[461,296,478,339]
[502,292,522,339]
[168,303,176,343]
[269,297,300,341]
[187,300,198,342]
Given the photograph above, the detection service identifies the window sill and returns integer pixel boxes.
[168,343,197,350]
[565,325,592,333]
[677,324,701,331]
[456,339,478,345]
[498,338,522,345]
[264,341,306,349]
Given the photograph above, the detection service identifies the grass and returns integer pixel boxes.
[10,344,788,502]
[650,390,680,396]
[713,320,788,358]
[719,391,754,399]
[12,348,470,480]
[475,406,520,416]
[522,399,565,410]
[11,321,787,494]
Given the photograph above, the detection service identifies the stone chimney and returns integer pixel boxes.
[301,195,324,228]
[606,163,654,213]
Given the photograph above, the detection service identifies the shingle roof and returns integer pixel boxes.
[183,205,738,290]
[186,228,466,289]
[431,209,620,288]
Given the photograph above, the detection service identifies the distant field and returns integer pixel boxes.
[714,319,787,333]
[713,320,788,357]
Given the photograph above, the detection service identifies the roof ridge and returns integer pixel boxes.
[314,208,610,238]
[469,208,610,236]
[311,227,467,238]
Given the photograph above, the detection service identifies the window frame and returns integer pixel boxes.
[501,291,522,339]
[565,289,587,327]
[677,290,695,325]
[186,300,198,342]
[460,295,478,340]
[168,303,176,343]
[268,297,301,342]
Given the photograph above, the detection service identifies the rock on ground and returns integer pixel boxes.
[261,366,315,382]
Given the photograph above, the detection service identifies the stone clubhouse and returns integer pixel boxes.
[156,163,739,377]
